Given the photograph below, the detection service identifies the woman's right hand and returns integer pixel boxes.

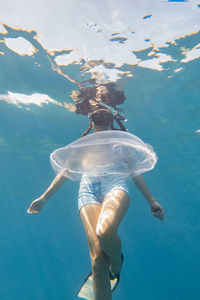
[27,197,46,214]
[150,200,165,221]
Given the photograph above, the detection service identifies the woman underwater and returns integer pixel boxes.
[27,86,165,300]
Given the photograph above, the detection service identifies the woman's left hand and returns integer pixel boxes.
[150,200,165,221]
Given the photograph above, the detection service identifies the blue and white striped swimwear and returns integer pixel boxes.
[78,174,129,211]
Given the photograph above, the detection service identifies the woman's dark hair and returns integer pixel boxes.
[80,109,113,137]
[71,83,126,115]
[90,109,114,126]
[67,83,127,137]
[80,109,127,137]
[80,120,93,137]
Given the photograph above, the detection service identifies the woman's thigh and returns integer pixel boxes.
[96,189,130,236]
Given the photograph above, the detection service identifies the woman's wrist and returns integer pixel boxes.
[41,195,47,202]
[147,196,156,206]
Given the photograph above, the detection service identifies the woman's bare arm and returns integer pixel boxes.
[132,174,165,221]
[27,170,67,214]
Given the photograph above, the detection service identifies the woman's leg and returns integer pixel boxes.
[80,204,112,300]
[96,189,130,275]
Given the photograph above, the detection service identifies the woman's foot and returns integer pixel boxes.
[110,253,124,279]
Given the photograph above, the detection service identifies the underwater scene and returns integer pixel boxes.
[0,0,200,299]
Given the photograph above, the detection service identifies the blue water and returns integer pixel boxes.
[0,23,200,300]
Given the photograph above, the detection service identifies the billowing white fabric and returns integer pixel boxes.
[50,131,157,181]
